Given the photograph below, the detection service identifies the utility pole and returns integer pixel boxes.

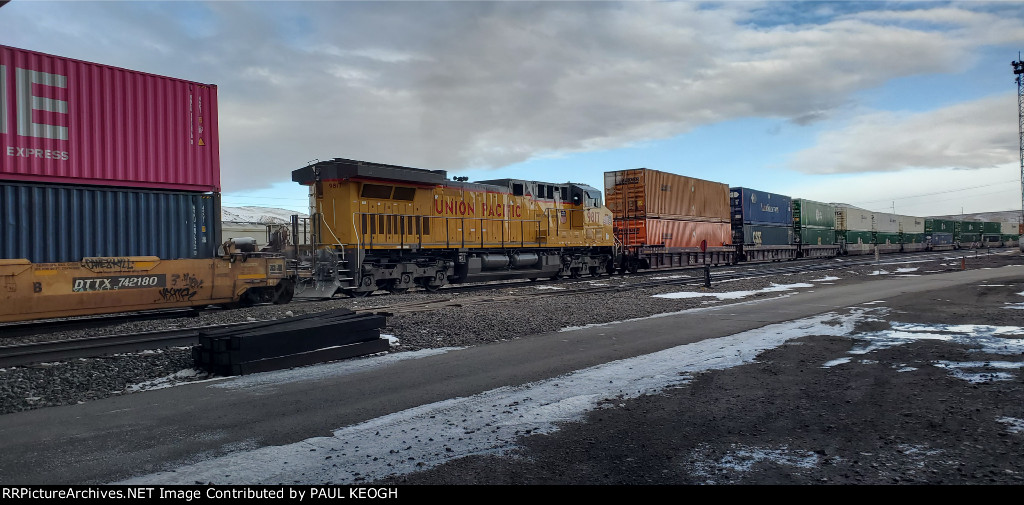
[1013,54,1024,249]
[1011,55,1019,241]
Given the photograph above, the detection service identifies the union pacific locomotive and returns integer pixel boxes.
[290,158,617,297]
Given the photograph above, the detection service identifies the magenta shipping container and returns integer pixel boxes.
[0,45,220,192]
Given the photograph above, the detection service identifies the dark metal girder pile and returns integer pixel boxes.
[192,308,389,376]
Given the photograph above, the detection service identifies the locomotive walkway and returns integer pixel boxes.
[0,265,1021,484]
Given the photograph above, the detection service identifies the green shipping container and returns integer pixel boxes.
[1002,234,1020,241]
[793,199,835,229]
[983,222,1001,234]
[799,227,835,246]
[925,219,955,234]
[843,230,873,245]
[875,232,900,245]
[961,221,983,234]
[901,233,926,244]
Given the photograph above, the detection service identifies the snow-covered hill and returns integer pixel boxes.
[221,206,308,224]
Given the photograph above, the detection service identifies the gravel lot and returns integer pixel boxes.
[0,250,1017,416]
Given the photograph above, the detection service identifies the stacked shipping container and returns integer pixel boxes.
[729,187,793,246]
[604,168,731,249]
[897,215,925,252]
[924,219,955,249]
[792,199,836,247]
[0,45,222,262]
[834,204,874,254]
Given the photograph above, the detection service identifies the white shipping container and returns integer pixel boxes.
[873,212,900,234]
[1001,221,1020,234]
[834,205,873,232]
[897,215,924,234]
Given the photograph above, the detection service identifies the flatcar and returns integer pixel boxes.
[291,158,616,297]
[0,252,293,324]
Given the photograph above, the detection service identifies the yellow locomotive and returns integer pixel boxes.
[291,158,617,296]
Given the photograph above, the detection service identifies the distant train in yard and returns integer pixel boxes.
[1,44,1020,324]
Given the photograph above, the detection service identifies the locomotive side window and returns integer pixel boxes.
[547,185,554,200]
[361,184,394,199]
[560,187,568,201]
[393,187,416,201]
[513,183,524,196]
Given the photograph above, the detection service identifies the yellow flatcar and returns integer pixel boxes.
[0,254,292,323]
[291,158,616,296]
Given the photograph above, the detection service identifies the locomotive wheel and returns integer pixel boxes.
[569,268,581,279]
[387,280,409,295]
[589,266,600,277]
[350,289,372,298]
[272,279,295,304]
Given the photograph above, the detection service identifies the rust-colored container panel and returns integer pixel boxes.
[615,218,731,248]
[604,169,729,222]
[0,45,220,192]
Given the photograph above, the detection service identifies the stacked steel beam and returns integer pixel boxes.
[192,308,389,375]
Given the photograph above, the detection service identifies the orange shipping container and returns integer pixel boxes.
[615,218,731,249]
[604,168,730,222]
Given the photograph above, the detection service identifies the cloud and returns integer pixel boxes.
[2,2,1022,192]
[789,94,1017,174]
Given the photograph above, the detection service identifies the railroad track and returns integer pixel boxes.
[0,249,1002,367]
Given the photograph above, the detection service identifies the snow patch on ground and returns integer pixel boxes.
[822,357,851,368]
[120,310,866,485]
[688,443,821,484]
[653,283,813,300]
[996,417,1024,434]
[811,276,839,282]
[933,361,1024,383]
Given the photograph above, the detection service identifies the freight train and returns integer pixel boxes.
[1,45,1020,324]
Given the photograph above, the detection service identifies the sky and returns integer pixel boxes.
[2,1,1024,218]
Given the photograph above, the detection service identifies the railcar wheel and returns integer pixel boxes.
[569,268,581,279]
[589,266,600,277]
[350,289,372,298]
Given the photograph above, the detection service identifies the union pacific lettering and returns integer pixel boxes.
[433,198,522,218]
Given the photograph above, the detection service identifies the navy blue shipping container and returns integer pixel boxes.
[928,232,953,246]
[730,187,793,226]
[1,182,220,263]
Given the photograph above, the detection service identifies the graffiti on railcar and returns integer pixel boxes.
[157,287,199,302]
[157,272,205,302]
[80,258,136,270]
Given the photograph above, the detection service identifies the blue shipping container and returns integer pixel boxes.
[730,187,793,226]
[1,182,220,263]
